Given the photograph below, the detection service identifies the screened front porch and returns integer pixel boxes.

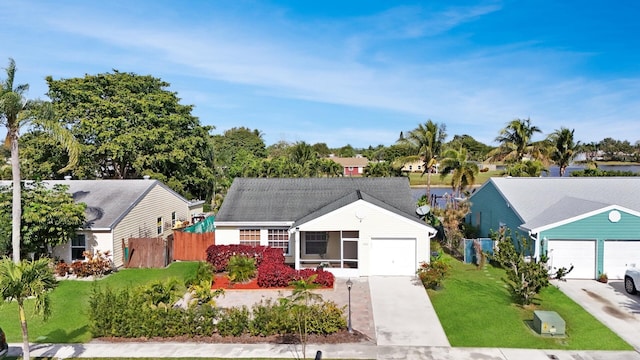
[295,230,359,276]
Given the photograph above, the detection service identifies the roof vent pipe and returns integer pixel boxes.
[64,175,72,180]
[143,175,151,180]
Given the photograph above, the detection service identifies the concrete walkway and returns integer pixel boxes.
[369,276,450,347]
[554,279,640,351]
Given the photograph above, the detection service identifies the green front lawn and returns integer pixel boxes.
[429,258,632,350]
[0,261,199,343]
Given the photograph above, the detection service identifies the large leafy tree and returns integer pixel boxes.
[0,257,57,360]
[1,58,78,263]
[0,182,86,258]
[446,134,492,162]
[397,120,447,198]
[489,118,543,163]
[547,127,579,177]
[42,71,214,200]
[439,147,479,197]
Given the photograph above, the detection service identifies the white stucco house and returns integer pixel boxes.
[214,177,436,277]
[40,179,204,267]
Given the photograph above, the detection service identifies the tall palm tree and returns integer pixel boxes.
[0,58,78,262]
[0,257,57,360]
[548,127,579,177]
[489,118,542,163]
[398,120,447,198]
[439,147,479,197]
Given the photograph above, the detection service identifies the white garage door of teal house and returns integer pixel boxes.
[547,240,596,279]
[370,238,416,276]
[603,240,640,280]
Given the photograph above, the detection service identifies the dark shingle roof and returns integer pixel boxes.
[1,179,189,230]
[216,177,420,224]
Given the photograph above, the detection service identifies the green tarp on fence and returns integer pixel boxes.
[183,216,215,233]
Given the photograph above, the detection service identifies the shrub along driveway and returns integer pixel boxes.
[428,258,633,350]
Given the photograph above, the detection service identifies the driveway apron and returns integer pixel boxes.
[554,279,640,351]
[369,276,450,346]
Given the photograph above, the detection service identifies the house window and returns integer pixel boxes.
[72,234,86,260]
[157,217,163,235]
[305,232,328,255]
[268,229,290,254]
[240,229,261,247]
[171,212,177,227]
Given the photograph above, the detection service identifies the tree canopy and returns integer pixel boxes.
[39,71,214,200]
[0,182,86,258]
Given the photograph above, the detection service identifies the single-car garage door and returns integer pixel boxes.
[603,240,640,280]
[370,238,416,276]
[547,240,596,279]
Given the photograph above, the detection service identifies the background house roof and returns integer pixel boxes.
[480,177,640,228]
[328,156,369,167]
[216,177,420,223]
[1,179,191,230]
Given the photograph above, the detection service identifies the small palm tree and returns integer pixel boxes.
[548,127,579,177]
[287,275,322,359]
[227,255,256,283]
[0,257,57,360]
[488,118,543,163]
[439,147,479,198]
[1,58,78,262]
[505,160,549,177]
[397,120,447,198]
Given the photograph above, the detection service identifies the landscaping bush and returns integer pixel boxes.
[208,244,335,288]
[227,255,257,283]
[417,252,451,289]
[217,306,250,337]
[206,245,283,271]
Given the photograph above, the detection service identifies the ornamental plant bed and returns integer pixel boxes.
[211,274,333,290]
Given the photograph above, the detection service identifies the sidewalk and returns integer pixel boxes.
[7,342,640,360]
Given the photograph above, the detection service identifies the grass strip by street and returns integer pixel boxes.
[428,257,632,350]
[0,261,199,343]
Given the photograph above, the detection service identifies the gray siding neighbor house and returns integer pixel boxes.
[215,177,436,277]
[469,177,640,279]
[1,179,204,268]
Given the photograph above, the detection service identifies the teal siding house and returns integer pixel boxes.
[469,177,640,280]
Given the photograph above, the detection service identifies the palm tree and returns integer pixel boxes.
[0,257,57,360]
[1,58,78,262]
[548,127,579,177]
[506,159,549,177]
[364,161,391,177]
[439,147,479,197]
[488,118,542,163]
[398,120,447,198]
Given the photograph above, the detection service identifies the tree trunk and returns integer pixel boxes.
[11,131,21,263]
[19,303,31,360]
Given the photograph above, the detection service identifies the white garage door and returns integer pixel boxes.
[603,240,640,280]
[370,238,416,276]
[547,240,596,279]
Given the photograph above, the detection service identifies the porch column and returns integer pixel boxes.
[294,227,301,270]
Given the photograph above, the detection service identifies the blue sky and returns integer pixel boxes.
[1,0,639,148]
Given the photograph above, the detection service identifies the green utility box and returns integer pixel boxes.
[533,311,565,336]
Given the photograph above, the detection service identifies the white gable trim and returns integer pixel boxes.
[520,204,640,233]
[215,221,294,228]
[297,199,436,235]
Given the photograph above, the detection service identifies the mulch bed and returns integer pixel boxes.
[96,330,370,344]
[211,274,332,290]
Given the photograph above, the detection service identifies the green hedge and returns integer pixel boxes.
[88,284,346,338]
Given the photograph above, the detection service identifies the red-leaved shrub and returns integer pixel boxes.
[206,244,335,288]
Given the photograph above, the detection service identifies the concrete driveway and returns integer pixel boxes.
[369,276,450,347]
[554,279,640,351]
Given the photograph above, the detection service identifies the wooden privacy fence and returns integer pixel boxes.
[172,230,215,261]
[126,237,171,268]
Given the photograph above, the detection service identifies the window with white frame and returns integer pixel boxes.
[240,229,261,247]
[72,234,86,260]
[305,232,328,255]
[171,212,177,227]
[268,229,290,254]
[157,217,163,235]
